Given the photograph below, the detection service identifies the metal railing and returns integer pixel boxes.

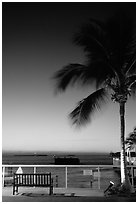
[2,164,136,190]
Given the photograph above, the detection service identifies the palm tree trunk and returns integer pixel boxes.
[120,102,132,192]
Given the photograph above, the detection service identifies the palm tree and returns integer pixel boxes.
[125,127,136,165]
[53,10,136,192]
[126,127,136,150]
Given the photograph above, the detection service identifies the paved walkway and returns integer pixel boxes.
[2,187,136,202]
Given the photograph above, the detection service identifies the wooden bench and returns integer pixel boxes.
[13,173,53,195]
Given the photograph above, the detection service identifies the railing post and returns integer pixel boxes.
[97,166,100,189]
[131,166,134,187]
[2,166,5,187]
[56,175,58,187]
[65,166,67,188]
[34,166,36,185]
[34,166,36,174]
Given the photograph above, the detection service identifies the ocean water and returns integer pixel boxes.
[2,152,120,190]
[2,152,113,165]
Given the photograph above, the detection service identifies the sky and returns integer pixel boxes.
[2,2,136,153]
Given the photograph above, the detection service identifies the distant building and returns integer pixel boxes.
[112,152,120,166]
[54,155,80,165]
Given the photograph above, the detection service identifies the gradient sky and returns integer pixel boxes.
[2,2,136,153]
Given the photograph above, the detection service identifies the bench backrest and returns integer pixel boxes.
[13,173,52,186]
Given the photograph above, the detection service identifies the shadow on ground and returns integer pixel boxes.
[2,194,136,202]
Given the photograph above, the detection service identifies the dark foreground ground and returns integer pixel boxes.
[2,196,136,202]
[2,187,136,202]
[2,194,136,202]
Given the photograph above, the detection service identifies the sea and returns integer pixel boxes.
[2,152,113,165]
[2,152,120,190]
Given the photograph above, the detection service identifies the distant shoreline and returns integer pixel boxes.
[2,151,111,155]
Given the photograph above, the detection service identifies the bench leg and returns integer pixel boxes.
[13,185,15,195]
[49,187,53,195]
[16,186,18,194]
[13,185,18,195]
[49,178,53,195]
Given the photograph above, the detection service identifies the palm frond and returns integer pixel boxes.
[53,64,88,92]
[128,127,136,141]
[125,127,136,149]
[130,82,136,96]
[126,75,136,87]
[69,88,108,126]
[73,18,109,60]
[106,11,135,72]
[86,59,116,88]
[107,11,135,52]
[53,61,115,92]
[125,53,136,76]
[125,75,136,96]
[125,35,136,58]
